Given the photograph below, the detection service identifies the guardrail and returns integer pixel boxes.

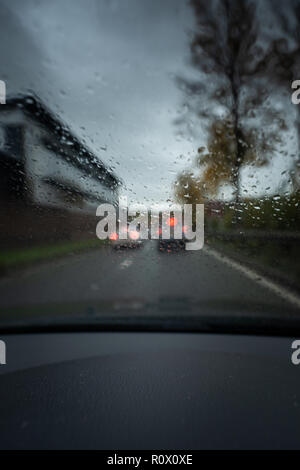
[206,229,300,241]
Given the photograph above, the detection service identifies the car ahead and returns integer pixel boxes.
[110,228,143,250]
[158,237,185,252]
[158,217,187,252]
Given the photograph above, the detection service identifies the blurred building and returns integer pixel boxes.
[0,94,120,247]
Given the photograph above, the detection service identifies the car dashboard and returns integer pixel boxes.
[0,331,299,449]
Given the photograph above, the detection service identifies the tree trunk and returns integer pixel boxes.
[224,0,243,203]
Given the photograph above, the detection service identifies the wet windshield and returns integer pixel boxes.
[0,0,300,327]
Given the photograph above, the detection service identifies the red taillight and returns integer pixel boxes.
[182,225,188,233]
[109,232,118,241]
[129,230,140,240]
[166,217,177,227]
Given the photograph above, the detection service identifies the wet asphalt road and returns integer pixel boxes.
[0,240,296,319]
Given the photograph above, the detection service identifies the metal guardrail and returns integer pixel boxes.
[206,229,300,241]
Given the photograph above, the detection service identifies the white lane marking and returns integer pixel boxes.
[119,259,133,269]
[203,246,300,309]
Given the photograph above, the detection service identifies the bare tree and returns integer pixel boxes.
[175,0,287,201]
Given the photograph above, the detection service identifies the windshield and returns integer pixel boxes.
[0,0,300,329]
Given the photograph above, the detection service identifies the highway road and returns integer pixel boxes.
[0,240,298,322]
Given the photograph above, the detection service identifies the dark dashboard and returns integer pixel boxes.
[0,331,299,449]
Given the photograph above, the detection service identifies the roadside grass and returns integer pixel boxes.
[0,238,108,271]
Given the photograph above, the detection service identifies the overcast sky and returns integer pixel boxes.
[0,0,297,205]
[0,0,199,205]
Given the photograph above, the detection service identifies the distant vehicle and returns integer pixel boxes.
[158,217,186,252]
[158,237,185,252]
[110,228,143,250]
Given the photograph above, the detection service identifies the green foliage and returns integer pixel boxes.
[0,238,107,270]
[175,117,278,203]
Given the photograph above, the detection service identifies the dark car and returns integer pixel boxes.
[158,237,186,252]
[111,229,143,250]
